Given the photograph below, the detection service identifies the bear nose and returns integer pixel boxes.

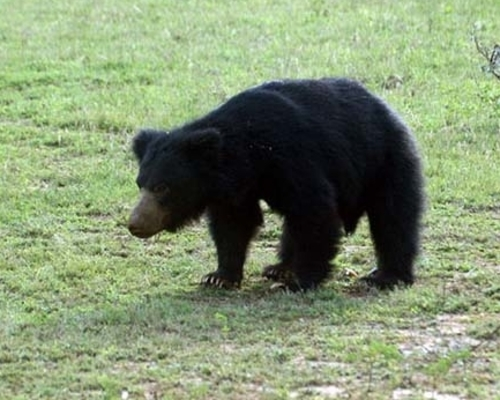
[127,218,142,237]
[128,214,150,238]
[128,222,151,239]
[127,220,140,236]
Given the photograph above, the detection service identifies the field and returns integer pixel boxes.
[1,0,499,399]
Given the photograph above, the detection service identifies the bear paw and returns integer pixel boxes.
[201,272,241,289]
[360,267,414,290]
[262,264,294,282]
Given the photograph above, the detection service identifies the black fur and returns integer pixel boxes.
[129,78,425,291]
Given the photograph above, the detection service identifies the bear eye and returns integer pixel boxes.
[152,183,169,194]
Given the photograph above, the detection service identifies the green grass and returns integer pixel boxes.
[1,0,500,398]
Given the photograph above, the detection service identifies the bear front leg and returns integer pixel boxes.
[203,202,263,289]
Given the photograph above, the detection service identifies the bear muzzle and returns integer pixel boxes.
[128,190,170,238]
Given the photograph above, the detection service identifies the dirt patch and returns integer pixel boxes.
[397,315,480,357]
[290,385,346,399]
[392,389,463,400]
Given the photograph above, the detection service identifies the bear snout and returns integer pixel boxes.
[128,190,169,238]
[128,212,157,238]
[127,217,153,238]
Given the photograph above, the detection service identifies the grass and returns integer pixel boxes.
[1,0,499,398]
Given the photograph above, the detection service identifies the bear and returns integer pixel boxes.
[128,78,425,292]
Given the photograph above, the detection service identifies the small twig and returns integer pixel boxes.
[473,34,490,61]
[489,44,500,79]
[473,34,500,80]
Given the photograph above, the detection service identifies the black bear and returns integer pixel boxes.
[128,78,425,291]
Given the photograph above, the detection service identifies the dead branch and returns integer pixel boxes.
[473,34,500,80]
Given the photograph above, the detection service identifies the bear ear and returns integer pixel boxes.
[132,129,165,162]
[182,128,222,158]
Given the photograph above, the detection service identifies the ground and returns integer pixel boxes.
[0,0,499,399]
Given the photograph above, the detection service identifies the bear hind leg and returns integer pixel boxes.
[364,175,423,289]
[262,220,295,282]
[280,208,342,291]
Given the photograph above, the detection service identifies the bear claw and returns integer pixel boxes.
[262,264,293,282]
[201,273,240,289]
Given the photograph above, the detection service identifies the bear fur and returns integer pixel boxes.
[128,78,425,291]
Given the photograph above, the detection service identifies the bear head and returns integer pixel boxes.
[128,128,221,238]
